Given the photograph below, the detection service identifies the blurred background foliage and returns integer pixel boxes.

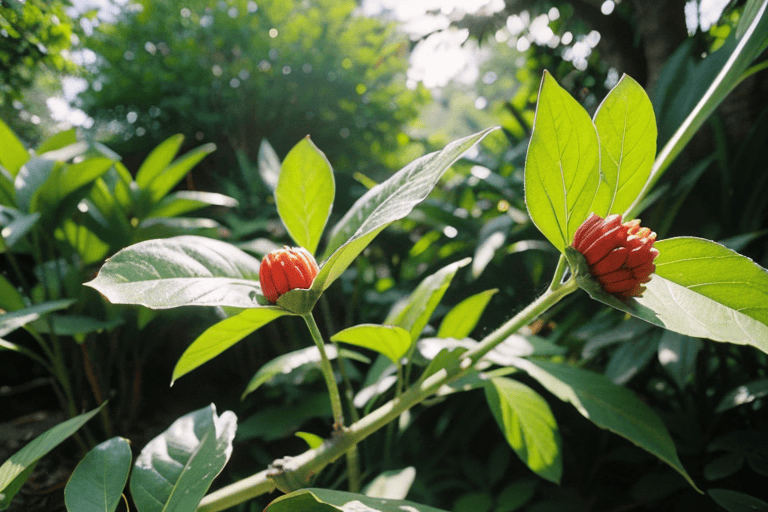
[2,0,768,511]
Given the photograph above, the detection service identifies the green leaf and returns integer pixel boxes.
[363,467,416,500]
[386,258,471,342]
[658,331,702,390]
[484,377,562,484]
[135,134,185,190]
[709,489,768,512]
[173,308,287,383]
[654,237,768,326]
[144,142,216,203]
[716,378,768,413]
[0,118,29,176]
[265,488,449,512]
[0,274,25,311]
[36,128,78,155]
[64,437,132,512]
[14,159,58,213]
[437,288,498,339]
[591,75,656,216]
[31,314,123,337]
[258,138,281,192]
[524,71,599,252]
[0,300,76,336]
[0,405,104,509]
[566,246,768,353]
[322,127,498,261]
[332,324,412,363]
[275,137,334,255]
[511,358,697,490]
[146,191,238,218]
[604,335,659,385]
[129,404,236,512]
[35,157,116,212]
[85,236,263,309]
[295,431,325,449]
[0,206,40,251]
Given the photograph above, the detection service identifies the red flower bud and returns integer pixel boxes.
[572,213,658,299]
[260,247,319,303]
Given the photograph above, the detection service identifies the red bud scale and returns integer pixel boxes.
[572,213,659,299]
[260,247,319,303]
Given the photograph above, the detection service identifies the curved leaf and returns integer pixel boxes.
[485,377,562,484]
[275,137,334,256]
[146,191,238,218]
[332,324,412,363]
[363,468,416,500]
[511,358,697,490]
[135,134,185,189]
[654,237,768,326]
[85,236,263,309]
[437,289,498,339]
[524,71,599,252]
[173,308,287,383]
[144,143,216,203]
[0,405,104,509]
[265,488,449,512]
[592,75,656,216]
[0,118,29,176]
[129,404,236,512]
[64,437,132,512]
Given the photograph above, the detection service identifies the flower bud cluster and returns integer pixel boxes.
[260,247,319,303]
[572,213,659,299]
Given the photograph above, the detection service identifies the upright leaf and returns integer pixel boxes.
[144,143,216,203]
[437,289,498,339]
[275,137,334,255]
[525,71,599,252]
[332,324,412,363]
[85,236,263,309]
[592,75,656,216]
[485,377,562,483]
[36,128,77,155]
[14,159,57,213]
[130,404,236,512]
[511,358,697,490]
[0,118,29,176]
[0,405,104,509]
[35,157,115,212]
[135,134,184,189]
[64,437,132,512]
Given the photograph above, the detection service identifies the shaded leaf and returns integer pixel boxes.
[295,432,324,450]
[605,335,660,385]
[485,377,562,483]
[709,489,768,512]
[716,379,768,413]
[0,206,40,251]
[658,331,702,390]
[64,437,132,512]
[0,300,76,337]
[265,488,449,512]
[258,138,281,192]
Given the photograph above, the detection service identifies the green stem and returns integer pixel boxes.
[198,272,579,511]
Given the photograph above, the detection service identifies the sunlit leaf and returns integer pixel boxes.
[135,134,184,189]
[512,358,697,490]
[485,377,562,483]
[0,300,76,336]
[173,308,287,383]
[332,324,411,363]
[130,404,236,512]
[64,437,132,512]
[0,405,104,509]
[524,71,599,252]
[716,379,768,413]
[85,236,263,309]
[658,331,702,390]
[0,118,29,176]
[363,467,416,500]
[258,138,281,192]
[0,206,40,251]
[437,289,498,339]
[14,159,57,213]
[592,75,656,216]
[605,335,659,385]
[275,137,334,256]
[144,143,216,203]
[265,488,449,512]
[146,191,238,218]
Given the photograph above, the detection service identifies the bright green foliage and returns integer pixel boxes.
[129,404,237,512]
[265,488,450,512]
[0,405,105,509]
[484,377,562,483]
[64,438,132,512]
[591,75,656,216]
[0,118,29,175]
[275,137,334,255]
[524,71,599,252]
[437,289,498,339]
[332,324,412,363]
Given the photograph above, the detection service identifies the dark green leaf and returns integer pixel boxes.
[524,71,599,252]
[64,437,132,512]
[258,138,281,192]
[709,489,768,512]
[129,404,236,512]
[485,377,562,483]
[716,378,768,413]
[0,300,76,337]
[144,142,216,203]
[0,206,40,250]
[658,331,702,390]
[265,488,450,512]
[275,137,334,256]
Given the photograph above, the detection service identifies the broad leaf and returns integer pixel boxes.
[363,467,416,500]
[14,159,58,213]
[0,300,76,336]
[658,331,702,390]
[135,134,185,189]
[36,128,77,155]
[511,358,697,490]
[173,308,287,383]
[265,488,449,512]
[524,71,599,252]
[484,377,562,483]
[604,335,659,385]
[566,246,768,353]
[709,489,768,512]
[322,127,498,261]
[592,75,656,216]
[0,405,104,509]
[130,404,236,512]
[85,236,263,309]
[0,118,29,176]
[0,206,40,251]
[331,324,412,363]
[144,143,216,203]
[385,258,471,342]
[146,191,238,218]
[654,237,768,326]
[437,288,498,339]
[275,137,334,255]
[716,378,768,413]
[64,437,132,512]
[35,157,115,213]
